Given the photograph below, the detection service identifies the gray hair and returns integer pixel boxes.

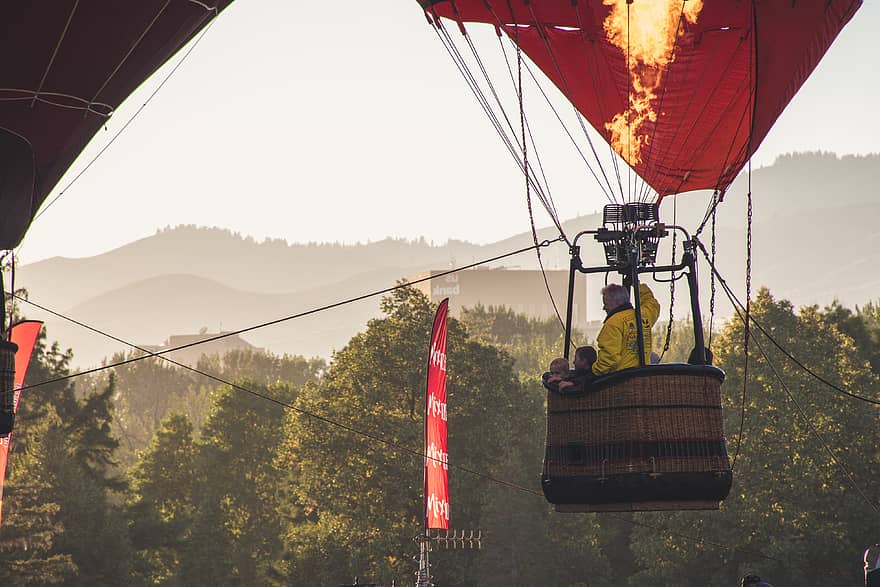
[601,283,630,308]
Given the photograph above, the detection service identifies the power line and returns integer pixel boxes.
[695,240,880,407]
[12,294,530,496]
[14,239,562,392]
[14,286,779,563]
[697,243,880,518]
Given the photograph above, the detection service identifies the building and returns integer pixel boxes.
[409,267,588,331]
[139,330,260,368]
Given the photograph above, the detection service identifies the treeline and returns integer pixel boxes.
[0,287,878,585]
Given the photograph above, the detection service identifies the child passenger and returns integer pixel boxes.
[541,357,570,393]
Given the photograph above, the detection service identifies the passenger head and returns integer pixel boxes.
[601,283,630,312]
[573,346,597,370]
[549,357,569,376]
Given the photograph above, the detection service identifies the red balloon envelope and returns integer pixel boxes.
[0,1,235,249]
[418,0,860,198]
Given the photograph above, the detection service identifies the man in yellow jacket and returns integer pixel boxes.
[592,282,660,376]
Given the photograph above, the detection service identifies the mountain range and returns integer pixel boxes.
[15,151,880,368]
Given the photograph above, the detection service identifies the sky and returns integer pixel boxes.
[15,1,880,264]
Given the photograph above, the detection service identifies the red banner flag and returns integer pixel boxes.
[0,320,43,526]
[425,299,449,530]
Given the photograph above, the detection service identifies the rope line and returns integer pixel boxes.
[695,240,880,408]
[705,251,880,517]
[13,239,561,392]
[14,285,778,564]
[30,0,80,109]
[521,3,620,203]
[493,34,566,230]
[12,293,533,496]
[89,1,172,106]
[459,22,567,240]
[515,46,567,334]
[433,22,561,235]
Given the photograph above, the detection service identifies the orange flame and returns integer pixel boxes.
[602,0,703,166]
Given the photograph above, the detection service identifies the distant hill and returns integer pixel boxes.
[15,151,880,367]
[45,273,385,367]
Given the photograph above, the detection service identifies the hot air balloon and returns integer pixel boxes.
[417,0,860,196]
[416,0,861,511]
[0,0,235,435]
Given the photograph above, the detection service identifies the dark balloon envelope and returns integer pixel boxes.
[0,0,235,250]
[418,0,861,198]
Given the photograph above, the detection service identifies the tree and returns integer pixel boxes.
[196,349,324,389]
[179,380,294,586]
[629,288,880,585]
[276,287,611,585]
[99,348,323,467]
[128,413,197,585]
[460,304,573,377]
[41,376,134,586]
[95,353,203,467]
[820,299,880,375]
[0,410,77,585]
[0,294,133,585]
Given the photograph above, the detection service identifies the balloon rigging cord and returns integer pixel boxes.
[635,0,690,204]
[520,3,621,203]
[512,26,568,335]
[460,19,576,244]
[486,33,563,225]
[433,21,568,242]
[517,54,617,205]
[570,5,628,203]
[30,0,80,109]
[26,14,220,234]
[699,242,880,517]
[696,242,880,408]
[89,1,173,106]
[626,0,633,201]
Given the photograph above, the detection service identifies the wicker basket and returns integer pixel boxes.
[542,364,732,512]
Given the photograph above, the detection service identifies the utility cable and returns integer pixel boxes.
[704,249,880,517]
[12,293,536,497]
[14,239,562,392]
[695,240,880,407]
[14,290,778,563]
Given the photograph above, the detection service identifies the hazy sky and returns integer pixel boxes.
[16,1,880,264]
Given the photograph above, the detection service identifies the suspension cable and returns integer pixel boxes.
[708,201,717,346]
[522,2,621,202]
[695,241,880,408]
[732,185,753,470]
[14,239,562,392]
[434,21,569,243]
[660,195,678,360]
[14,280,779,564]
[704,249,880,517]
